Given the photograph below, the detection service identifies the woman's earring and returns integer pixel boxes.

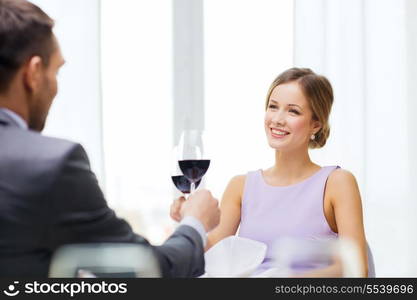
[310,134,315,140]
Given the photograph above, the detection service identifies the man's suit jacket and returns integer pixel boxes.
[0,110,204,277]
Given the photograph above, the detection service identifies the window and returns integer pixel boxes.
[101,0,173,243]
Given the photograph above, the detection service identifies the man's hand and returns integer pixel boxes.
[170,189,220,232]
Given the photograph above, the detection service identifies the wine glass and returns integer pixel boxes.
[265,237,362,277]
[170,145,202,195]
[177,129,210,194]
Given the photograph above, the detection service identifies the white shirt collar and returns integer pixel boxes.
[0,108,28,129]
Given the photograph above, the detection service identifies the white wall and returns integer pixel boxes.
[405,0,417,275]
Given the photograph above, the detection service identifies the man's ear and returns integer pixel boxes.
[23,56,43,93]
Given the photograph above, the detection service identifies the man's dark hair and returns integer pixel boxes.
[0,0,55,93]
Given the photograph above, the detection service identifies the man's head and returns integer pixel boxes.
[0,0,64,131]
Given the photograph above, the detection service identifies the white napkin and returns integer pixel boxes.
[202,236,267,277]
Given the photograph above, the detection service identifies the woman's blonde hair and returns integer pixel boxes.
[265,68,334,148]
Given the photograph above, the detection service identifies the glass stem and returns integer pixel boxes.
[190,181,196,194]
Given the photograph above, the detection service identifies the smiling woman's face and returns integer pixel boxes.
[264,81,320,152]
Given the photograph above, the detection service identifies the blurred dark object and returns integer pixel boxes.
[49,243,161,278]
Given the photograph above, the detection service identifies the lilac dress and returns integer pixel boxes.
[238,166,340,274]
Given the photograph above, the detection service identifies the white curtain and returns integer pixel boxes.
[295,0,417,276]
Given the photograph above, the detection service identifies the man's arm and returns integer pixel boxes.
[154,224,205,277]
[45,144,205,277]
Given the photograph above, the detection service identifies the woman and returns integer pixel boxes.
[206,68,369,277]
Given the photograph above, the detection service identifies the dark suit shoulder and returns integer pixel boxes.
[0,127,81,195]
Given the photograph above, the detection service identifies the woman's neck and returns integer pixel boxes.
[265,149,320,184]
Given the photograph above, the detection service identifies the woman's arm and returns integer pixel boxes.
[205,175,245,251]
[326,168,369,277]
[294,169,368,278]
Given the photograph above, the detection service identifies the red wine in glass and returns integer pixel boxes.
[171,175,202,194]
[178,159,210,185]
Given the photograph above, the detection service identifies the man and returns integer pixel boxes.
[0,0,220,277]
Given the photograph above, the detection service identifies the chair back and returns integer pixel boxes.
[367,243,376,277]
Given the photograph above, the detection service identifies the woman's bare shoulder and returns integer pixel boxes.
[225,174,247,196]
[326,168,360,201]
[222,175,246,202]
[327,168,357,185]
[229,174,246,186]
